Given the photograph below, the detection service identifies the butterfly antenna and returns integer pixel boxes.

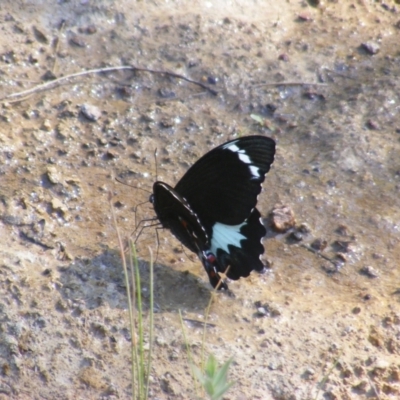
[154,148,158,182]
[115,177,152,194]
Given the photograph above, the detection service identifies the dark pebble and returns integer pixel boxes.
[311,238,328,251]
[103,151,119,160]
[79,25,97,34]
[41,70,57,81]
[116,86,134,97]
[69,34,86,47]
[366,119,380,130]
[297,223,312,235]
[114,200,125,209]
[207,76,218,85]
[290,231,303,242]
[361,41,380,55]
[297,13,313,22]
[278,53,289,62]
[336,224,349,236]
[33,26,49,44]
[322,264,340,274]
[333,240,355,253]
[303,90,325,101]
[158,88,176,98]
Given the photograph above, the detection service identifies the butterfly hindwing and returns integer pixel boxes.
[210,208,266,280]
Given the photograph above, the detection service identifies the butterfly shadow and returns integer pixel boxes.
[56,247,213,314]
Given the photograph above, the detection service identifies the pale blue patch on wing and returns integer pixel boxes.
[210,221,246,254]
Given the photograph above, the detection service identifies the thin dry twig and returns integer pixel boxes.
[133,66,219,95]
[300,243,339,267]
[1,65,219,102]
[251,81,328,88]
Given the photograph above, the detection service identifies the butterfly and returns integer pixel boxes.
[150,135,276,290]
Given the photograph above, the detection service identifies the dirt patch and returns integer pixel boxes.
[0,1,399,399]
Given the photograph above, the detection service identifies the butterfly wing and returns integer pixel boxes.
[152,182,208,254]
[175,136,275,285]
[174,135,275,226]
[152,135,275,289]
[210,208,266,279]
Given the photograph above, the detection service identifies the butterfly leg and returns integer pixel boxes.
[200,250,228,290]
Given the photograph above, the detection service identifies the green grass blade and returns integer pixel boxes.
[132,243,145,398]
[145,247,154,399]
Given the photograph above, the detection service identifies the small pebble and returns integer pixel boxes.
[311,238,328,251]
[322,263,341,274]
[278,53,289,62]
[47,166,63,184]
[256,307,267,317]
[335,253,347,263]
[360,266,379,278]
[334,240,355,253]
[33,26,49,44]
[336,224,350,236]
[361,41,380,55]
[303,90,325,101]
[304,367,315,378]
[268,362,279,370]
[69,34,86,47]
[270,204,296,233]
[366,119,380,130]
[158,88,176,98]
[80,104,102,122]
[297,13,313,22]
[41,70,57,81]
[51,198,68,216]
[78,25,97,34]
[290,230,303,241]
[41,119,52,131]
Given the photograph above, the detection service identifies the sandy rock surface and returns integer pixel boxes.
[0,1,399,399]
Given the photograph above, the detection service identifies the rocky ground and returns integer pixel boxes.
[0,1,399,399]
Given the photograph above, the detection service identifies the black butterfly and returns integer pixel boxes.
[150,135,276,290]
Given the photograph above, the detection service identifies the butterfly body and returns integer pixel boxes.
[150,135,276,289]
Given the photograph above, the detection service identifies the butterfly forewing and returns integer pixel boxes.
[174,136,275,225]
